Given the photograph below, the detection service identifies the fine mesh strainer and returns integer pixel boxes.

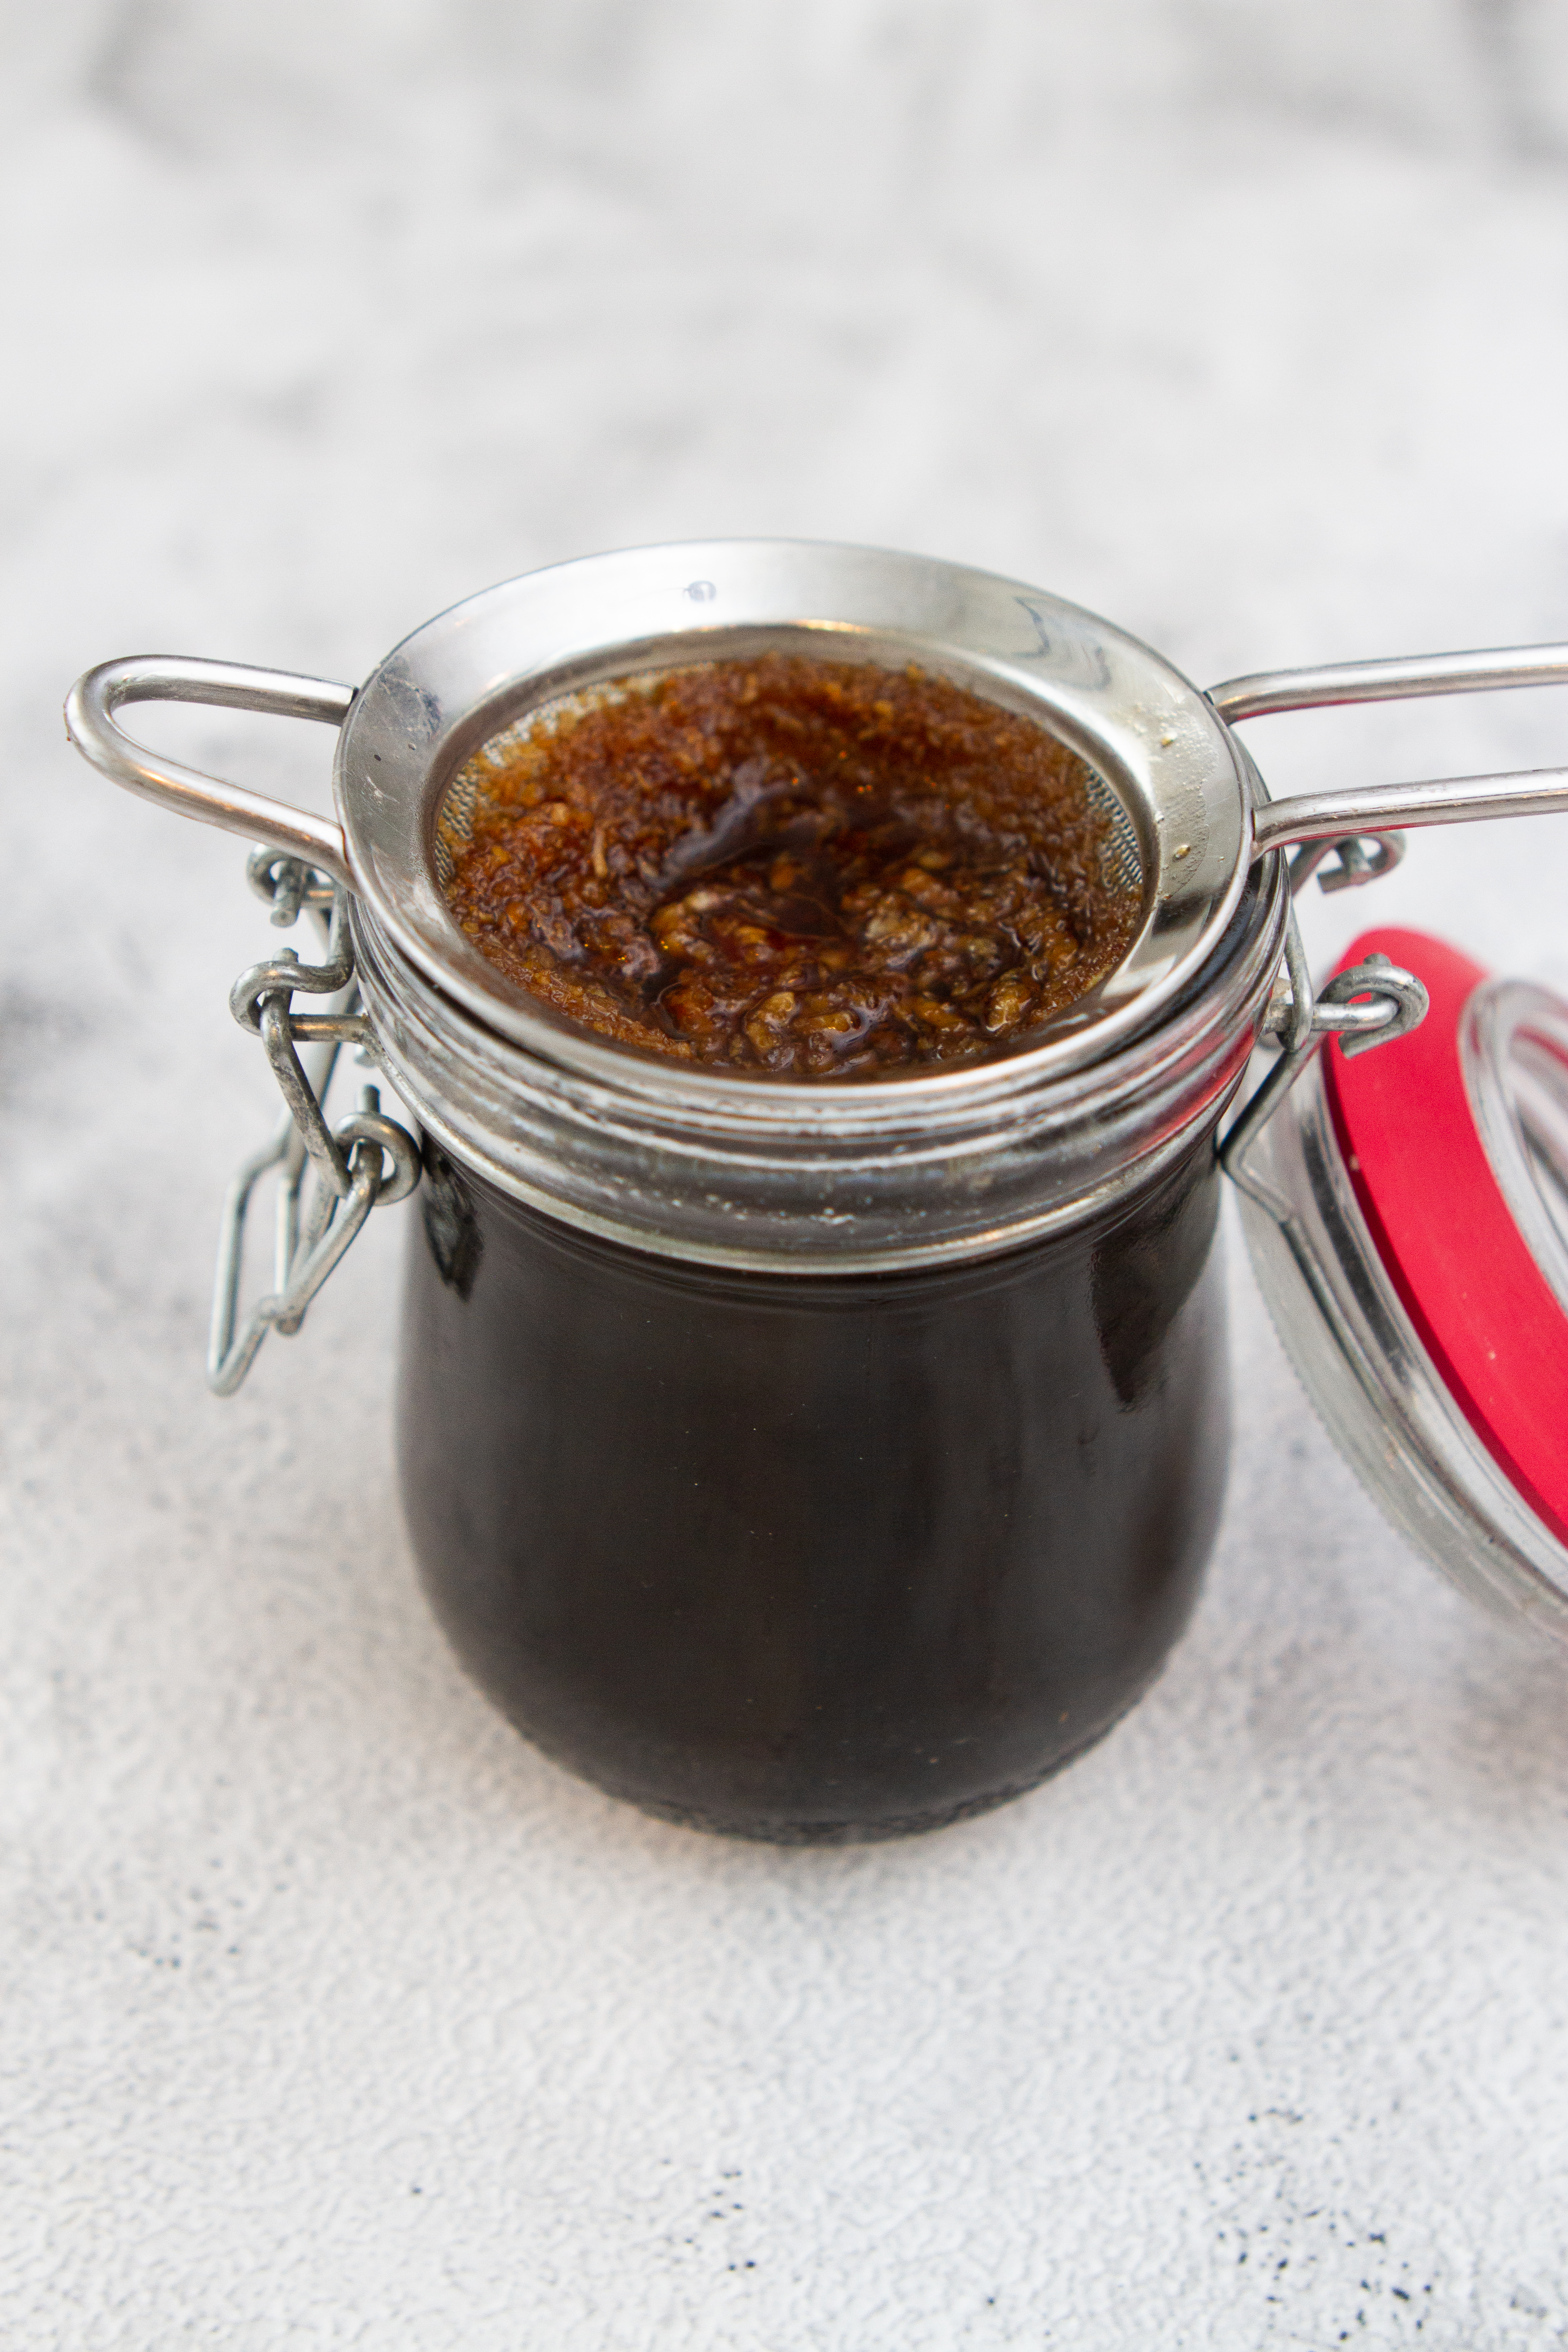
[65,541,1568,1090]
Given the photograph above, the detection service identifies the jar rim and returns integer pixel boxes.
[354,853,1288,1273]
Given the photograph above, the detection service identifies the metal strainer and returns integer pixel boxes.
[66,541,1568,1091]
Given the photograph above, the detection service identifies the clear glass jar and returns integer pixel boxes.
[63,540,1568,1837]
[380,870,1280,1839]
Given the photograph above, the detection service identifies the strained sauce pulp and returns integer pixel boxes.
[442,655,1141,1075]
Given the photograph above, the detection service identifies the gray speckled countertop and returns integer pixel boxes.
[6,5,1568,2345]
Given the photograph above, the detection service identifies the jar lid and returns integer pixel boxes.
[1235,925,1568,1639]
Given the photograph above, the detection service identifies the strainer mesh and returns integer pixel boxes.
[433,673,1143,914]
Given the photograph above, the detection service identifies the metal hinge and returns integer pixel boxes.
[1220,905,1428,1217]
[206,850,421,1396]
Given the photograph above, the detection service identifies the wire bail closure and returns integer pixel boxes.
[1220,905,1430,1217]
[207,851,421,1397]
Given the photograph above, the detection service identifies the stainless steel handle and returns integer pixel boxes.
[64,656,356,888]
[1208,642,1568,862]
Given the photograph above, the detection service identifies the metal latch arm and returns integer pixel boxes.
[206,854,421,1397]
[1220,916,1428,1223]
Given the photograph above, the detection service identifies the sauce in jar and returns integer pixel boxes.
[402,1133,1227,1841]
[412,648,1221,1839]
[441,655,1141,1075]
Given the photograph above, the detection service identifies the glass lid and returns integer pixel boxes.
[1231,923,1568,1643]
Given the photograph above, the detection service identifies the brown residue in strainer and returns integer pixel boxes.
[440,653,1142,1077]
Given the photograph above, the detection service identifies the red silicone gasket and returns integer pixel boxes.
[1322,926,1568,1548]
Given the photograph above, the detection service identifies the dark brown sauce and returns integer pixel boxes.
[442,654,1142,1076]
[399,1135,1228,1842]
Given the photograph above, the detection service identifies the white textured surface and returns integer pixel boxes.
[6,5,1568,2344]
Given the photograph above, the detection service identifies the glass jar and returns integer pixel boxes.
[64,541,1568,1838]
[382,871,1276,1839]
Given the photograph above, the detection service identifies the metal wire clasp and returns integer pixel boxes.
[206,850,421,1396]
[1220,908,1428,1218]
